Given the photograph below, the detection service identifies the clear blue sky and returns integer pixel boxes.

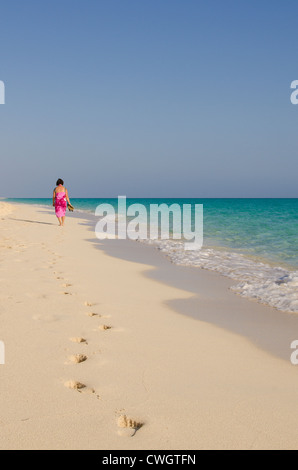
[0,0,297,197]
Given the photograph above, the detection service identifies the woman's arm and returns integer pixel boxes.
[65,188,71,205]
[53,190,56,207]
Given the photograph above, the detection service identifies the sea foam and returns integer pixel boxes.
[141,239,298,313]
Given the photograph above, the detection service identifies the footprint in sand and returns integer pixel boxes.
[86,312,111,319]
[86,312,101,318]
[64,380,86,391]
[117,415,144,437]
[62,292,72,296]
[69,354,88,364]
[98,325,112,331]
[62,283,72,288]
[84,302,97,307]
[64,381,98,397]
[70,337,87,344]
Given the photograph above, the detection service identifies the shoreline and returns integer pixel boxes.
[1,202,298,449]
[6,200,298,360]
[6,199,298,314]
[5,200,298,359]
[5,197,297,269]
[97,239,298,363]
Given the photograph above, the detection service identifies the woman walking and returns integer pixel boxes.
[53,179,71,226]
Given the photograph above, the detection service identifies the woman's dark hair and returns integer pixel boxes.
[56,179,64,186]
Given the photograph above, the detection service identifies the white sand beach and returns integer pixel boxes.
[1,202,298,450]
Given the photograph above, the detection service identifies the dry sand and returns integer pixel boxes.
[1,202,298,450]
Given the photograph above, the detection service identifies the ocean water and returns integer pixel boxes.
[6,198,298,313]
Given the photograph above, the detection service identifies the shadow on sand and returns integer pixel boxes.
[9,217,56,226]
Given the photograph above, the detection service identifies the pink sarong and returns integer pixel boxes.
[55,192,67,218]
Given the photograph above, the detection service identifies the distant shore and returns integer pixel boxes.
[1,202,298,450]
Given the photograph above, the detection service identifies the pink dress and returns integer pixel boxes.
[55,191,67,218]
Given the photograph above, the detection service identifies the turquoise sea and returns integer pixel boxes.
[5,198,298,313]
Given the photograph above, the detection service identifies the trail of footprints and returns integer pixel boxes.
[50,262,143,436]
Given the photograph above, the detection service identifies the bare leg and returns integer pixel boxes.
[57,217,62,226]
[62,216,65,226]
